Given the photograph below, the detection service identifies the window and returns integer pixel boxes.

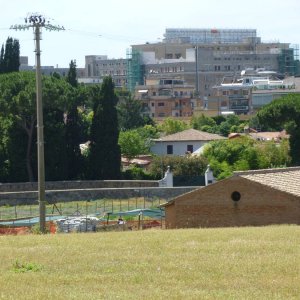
[151,103,154,107]
[158,102,164,107]
[167,145,173,154]
[231,191,241,202]
[187,145,193,153]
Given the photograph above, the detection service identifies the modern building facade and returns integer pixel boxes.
[201,74,300,116]
[85,55,127,88]
[130,28,299,101]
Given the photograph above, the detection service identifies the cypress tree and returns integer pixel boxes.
[3,37,20,73]
[65,60,82,179]
[66,60,78,87]
[89,77,121,179]
[0,45,4,73]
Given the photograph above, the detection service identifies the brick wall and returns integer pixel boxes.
[165,176,300,228]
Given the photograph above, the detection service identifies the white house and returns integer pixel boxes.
[151,128,225,156]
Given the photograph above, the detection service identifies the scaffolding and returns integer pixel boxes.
[278,44,299,76]
[126,48,144,92]
[164,28,257,44]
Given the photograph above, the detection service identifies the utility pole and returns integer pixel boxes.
[11,14,64,233]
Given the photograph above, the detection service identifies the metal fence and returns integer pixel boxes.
[0,196,165,221]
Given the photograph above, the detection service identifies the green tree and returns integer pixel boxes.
[0,37,20,73]
[117,94,149,130]
[0,72,78,182]
[64,61,83,179]
[257,94,300,165]
[203,136,290,179]
[0,45,4,73]
[191,114,217,132]
[88,77,121,179]
[119,130,148,160]
[158,118,189,135]
[218,115,241,136]
[66,60,78,88]
[149,155,208,179]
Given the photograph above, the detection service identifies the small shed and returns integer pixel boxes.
[162,167,300,228]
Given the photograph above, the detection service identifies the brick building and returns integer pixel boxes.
[162,167,300,228]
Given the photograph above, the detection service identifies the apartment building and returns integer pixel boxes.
[85,55,127,87]
[200,72,300,116]
[135,78,200,118]
[130,28,299,100]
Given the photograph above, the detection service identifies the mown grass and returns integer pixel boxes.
[0,225,299,299]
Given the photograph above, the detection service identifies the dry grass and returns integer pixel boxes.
[0,225,299,299]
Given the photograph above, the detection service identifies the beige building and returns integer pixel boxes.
[162,167,300,228]
[135,78,200,118]
[85,55,127,87]
[196,75,300,117]
[151,128,225,156]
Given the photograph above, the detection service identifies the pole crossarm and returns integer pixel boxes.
[9,13,64,233]
[10,13,65,32]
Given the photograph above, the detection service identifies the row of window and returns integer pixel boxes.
[214,56,271,61]
[222,90,249,96]
[151,102,190,107]
[165,53,183,59]
[96,62,127,67]
[148,66,184,74]
[166,145,193,154]
[99,70,127,76]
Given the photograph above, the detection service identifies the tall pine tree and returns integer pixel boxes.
[89,77,121,179]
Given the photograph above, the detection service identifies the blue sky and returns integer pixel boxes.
[0,0,299,68]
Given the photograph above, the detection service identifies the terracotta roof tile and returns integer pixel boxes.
[156,129,225,142]
[235,167,300,197]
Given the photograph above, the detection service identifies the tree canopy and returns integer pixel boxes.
[257,94,300,165]
[0,71,83,182]
[203,136,290,179]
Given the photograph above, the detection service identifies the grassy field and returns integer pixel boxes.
[0,225,299,299]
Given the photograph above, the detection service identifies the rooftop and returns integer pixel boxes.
[234,167,300,197]
[155,129,225,142]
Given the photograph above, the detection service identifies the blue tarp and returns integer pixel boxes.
[107,208,165,219]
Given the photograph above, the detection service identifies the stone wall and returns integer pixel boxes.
[0,186,198,206]
[0,180,158,192]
